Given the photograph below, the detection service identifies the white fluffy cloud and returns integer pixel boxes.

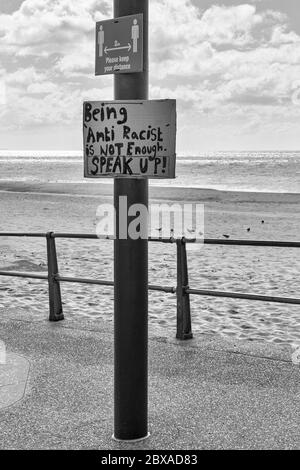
[148,0,300,150]
[0,0,300,150]
[0,0,108,52]
[151,2,286,52]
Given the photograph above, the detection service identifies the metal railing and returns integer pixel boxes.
[0,232,299,339]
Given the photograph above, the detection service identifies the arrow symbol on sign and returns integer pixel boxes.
[104,43,132,54]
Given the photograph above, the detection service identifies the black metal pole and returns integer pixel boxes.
[113,0,149,441]
[176,239,193,340]
[46,232,64,322]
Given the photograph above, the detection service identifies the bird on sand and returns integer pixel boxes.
[247,228,251,232]
[223,234,230,239]
[261,220,265,224]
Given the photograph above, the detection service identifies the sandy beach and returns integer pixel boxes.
[0,182,299,347]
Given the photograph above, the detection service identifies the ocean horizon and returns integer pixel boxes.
[1,150,299,195]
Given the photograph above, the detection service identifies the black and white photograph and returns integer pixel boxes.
[0,0,299,454]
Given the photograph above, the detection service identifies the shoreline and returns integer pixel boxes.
[1,180,300,204]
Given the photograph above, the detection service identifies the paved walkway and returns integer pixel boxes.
[0,310,299,450]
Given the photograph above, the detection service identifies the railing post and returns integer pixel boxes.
[176,238,193,340]
[46,232,64,322]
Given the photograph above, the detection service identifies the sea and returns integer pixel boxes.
[0,150,299,193]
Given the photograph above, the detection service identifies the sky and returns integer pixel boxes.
[0,0,300,152]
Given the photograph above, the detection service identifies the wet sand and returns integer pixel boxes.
[1,179,300,203]
[0,184,299,347]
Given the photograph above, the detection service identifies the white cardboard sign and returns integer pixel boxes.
[83,100,176,178]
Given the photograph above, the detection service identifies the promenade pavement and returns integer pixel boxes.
[0,309,299,450]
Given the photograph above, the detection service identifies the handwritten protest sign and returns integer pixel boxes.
[83,100,176,178]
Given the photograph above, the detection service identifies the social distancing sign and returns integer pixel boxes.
[95,14,143,75]
[83,100,176,179]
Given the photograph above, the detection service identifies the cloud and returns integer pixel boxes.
[149,1,300,119]
[0,0,300,150]
[0,0,110,57]
[6,67,46,85]
[27,81,58,94]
